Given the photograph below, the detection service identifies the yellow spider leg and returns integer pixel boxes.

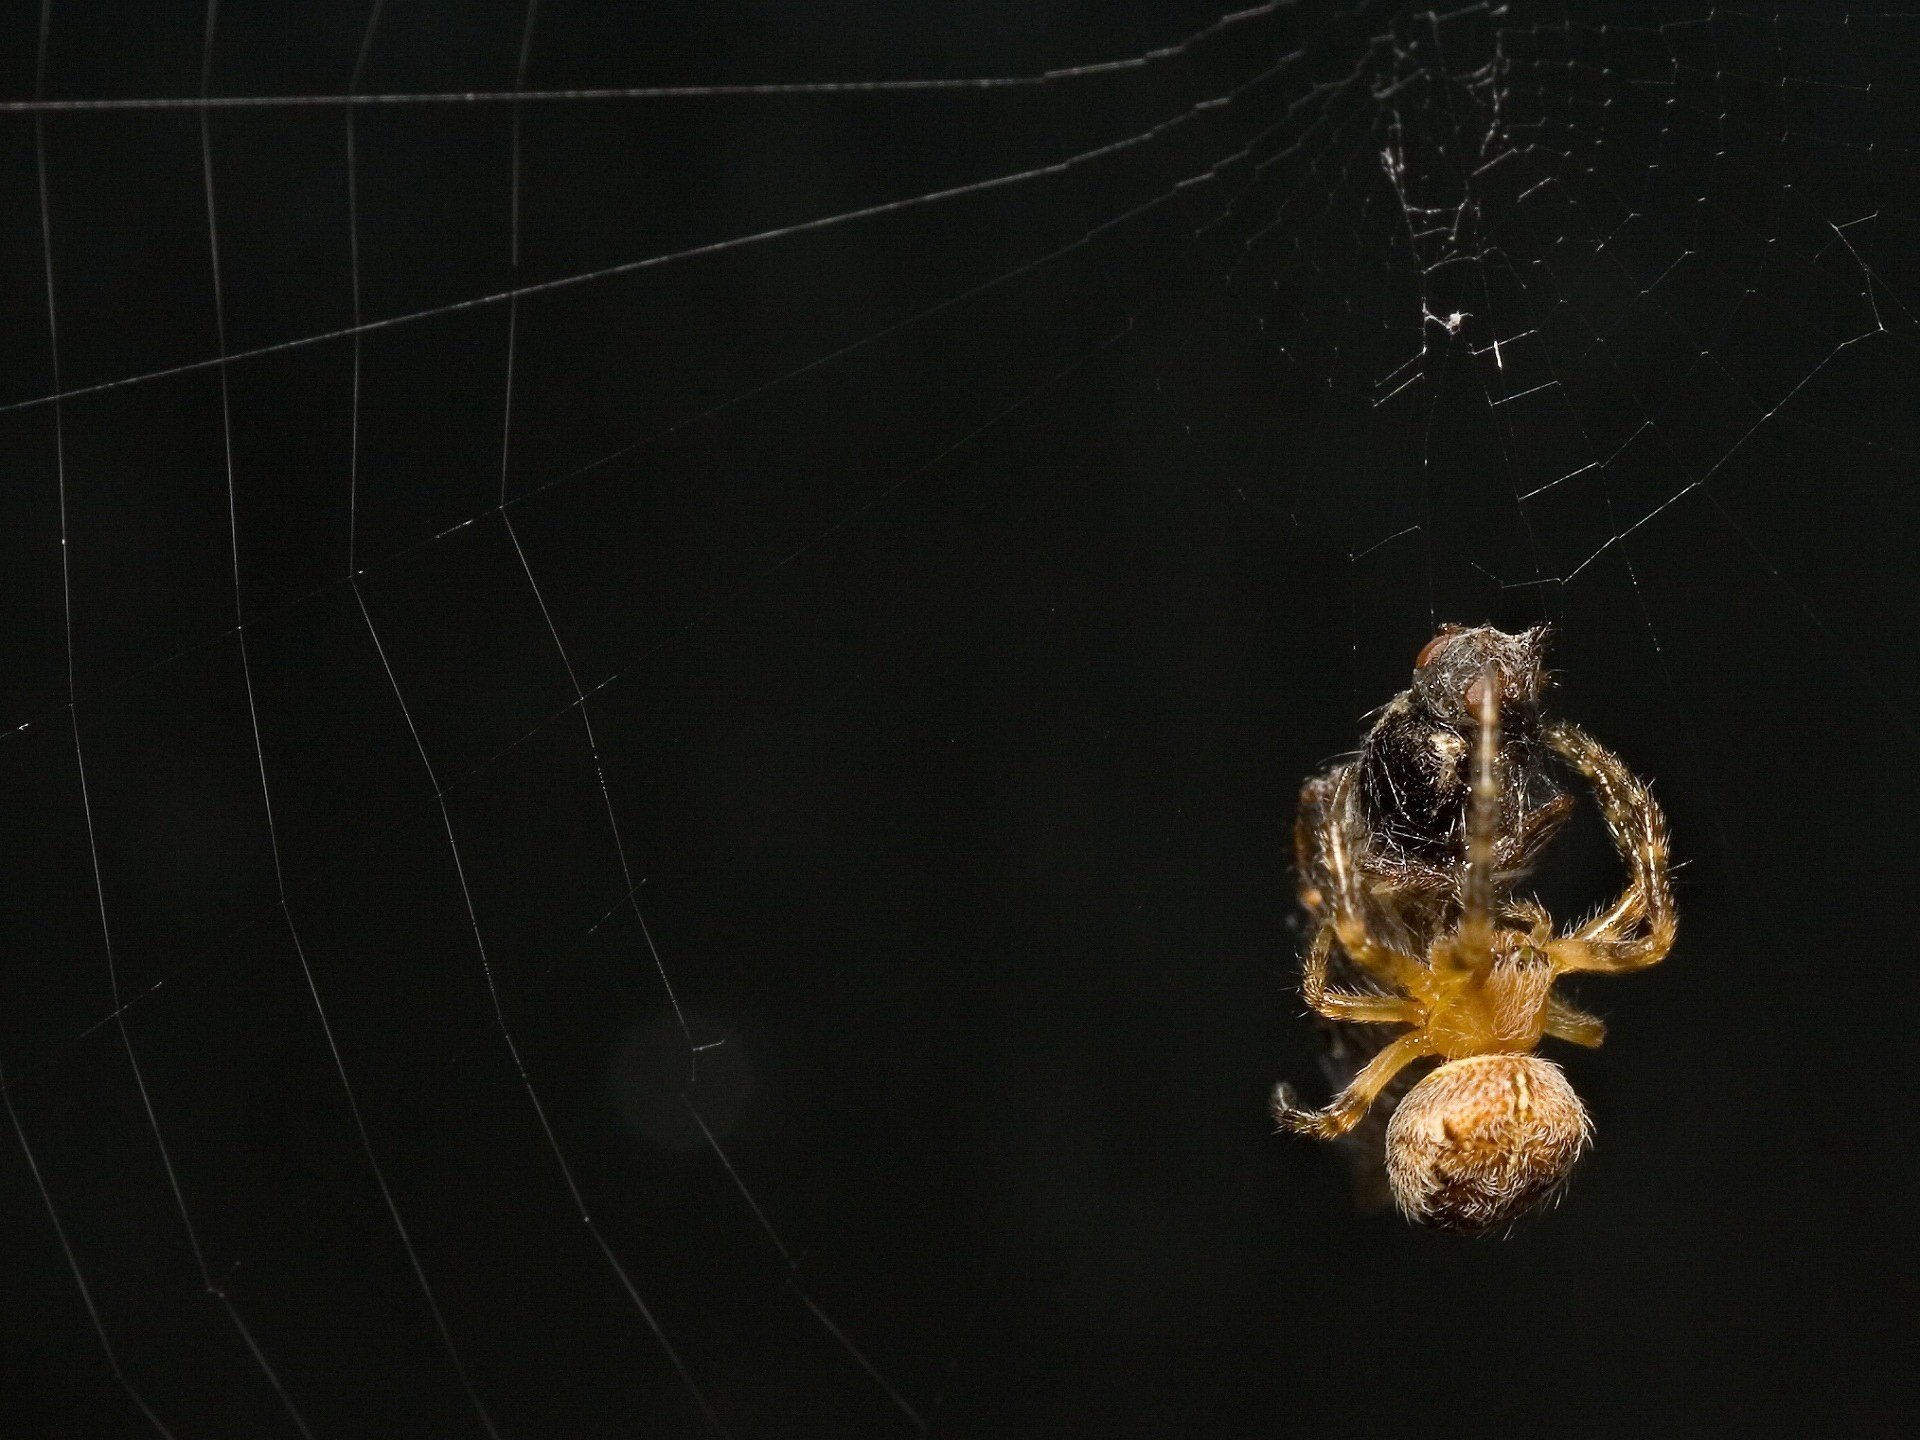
[1444,664,1502,974]
[1271,1030,1435,1140]
[1544,721,1676,974]
[1544,993,1606,1047]
[1578,887,1645,943]
[1301,925,1422,1026]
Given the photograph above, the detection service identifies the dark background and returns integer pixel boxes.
[1,2,1916,1436]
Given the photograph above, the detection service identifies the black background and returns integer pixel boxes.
[2,2,1917,1436]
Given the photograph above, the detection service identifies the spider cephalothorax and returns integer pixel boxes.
[1275,630,1674,1234]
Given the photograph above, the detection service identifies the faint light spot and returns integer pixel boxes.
[607,1012,753,1152]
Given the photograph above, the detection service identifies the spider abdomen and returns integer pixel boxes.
[1384,1054,1591,1235]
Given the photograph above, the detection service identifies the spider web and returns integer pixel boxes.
[1,1,1915,1435]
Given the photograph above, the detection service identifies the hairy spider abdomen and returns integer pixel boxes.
[1384,1054,1591,1235]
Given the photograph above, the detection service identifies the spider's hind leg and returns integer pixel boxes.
[1273,1031,1435,1140]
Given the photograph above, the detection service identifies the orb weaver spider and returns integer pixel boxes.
[1273,629,1675,1234]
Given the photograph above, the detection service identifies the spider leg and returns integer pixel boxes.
[1301,925,1422,1026]
[1448,664,1503,970]
[1578,892,1646,944]
[1500,896,1552,940]
[1544,993,1607,1047]
[1318,779,1425,990]
[1543,720,1676,974]
[1272,1030,1435,1140]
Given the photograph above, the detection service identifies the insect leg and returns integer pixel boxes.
[1500,792,1576,877]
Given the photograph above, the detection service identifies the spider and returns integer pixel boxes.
[1287,625,1581,1208]
[1273,629,1675,1234]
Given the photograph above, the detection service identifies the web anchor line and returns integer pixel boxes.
[0,11,1334,758]
[4,22,1379,1093]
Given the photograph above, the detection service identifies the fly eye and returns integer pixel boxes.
[1415,632,1453,669]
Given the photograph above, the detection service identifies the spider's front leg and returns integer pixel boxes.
[1292,770,1341,915]
[1544,721,1676,975]
[1273,1030,1435,1139]
[1447,664,1505,968]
